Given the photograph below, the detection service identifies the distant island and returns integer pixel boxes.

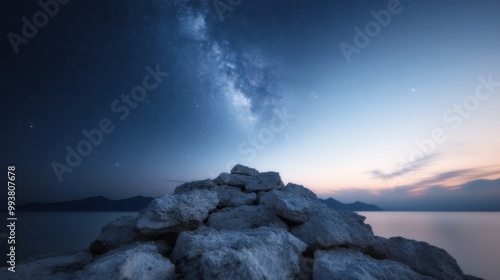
[318,198,384,211]
[13,195,383,212]
[16,196,153,212]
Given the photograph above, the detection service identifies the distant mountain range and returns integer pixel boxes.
[13,195,383,212]
[16,196,153,212]
[319,198,384,211]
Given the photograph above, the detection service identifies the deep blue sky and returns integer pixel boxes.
[2,0,499,209]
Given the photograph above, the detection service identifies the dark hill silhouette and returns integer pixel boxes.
[319,197,383,211]
[16,195,153,212]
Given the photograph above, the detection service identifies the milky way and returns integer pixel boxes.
[174,0,283,130]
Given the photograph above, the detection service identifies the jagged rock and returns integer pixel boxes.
[291,207,374,249]
[0,250,92,280]
[207,205,288,230]
[90,215,143,255]
[213,172,252,187]
[136,189,219,236]
[282,183,318,201]
[231,164,259,176]
[245,171,284,192]
[313,249,430,280]
[217,186,257,207]
[175,180,256,207]
[171,227,307,280]
[174,178,217,194]
[369,236,468,280]
[76,243,175,280]
[260,183,319,223]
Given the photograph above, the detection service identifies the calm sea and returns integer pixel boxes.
[1,212,499,279]
[359,212,500,280]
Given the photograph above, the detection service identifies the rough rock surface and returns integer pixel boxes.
[231,164,259,176]
[313,249,431,280]
[260,183,319,223]
[207,205,288,230]
[76,243,175,280]
[0,164,482,280]
[216,186,257,207]
[0,250,92,280]
[90,215,143,254]
[213,172,251,187]
[173,178,217,194]
[136,189,219,236]
[171,227,306,280]
[369,236,467,279]
[245,171,284,192]
[291,207,375,249]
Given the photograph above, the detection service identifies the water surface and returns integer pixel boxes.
[359,211,500,280]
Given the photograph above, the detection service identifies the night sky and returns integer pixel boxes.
[2,0,500,209]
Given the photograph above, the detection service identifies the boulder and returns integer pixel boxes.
[216,186,257,207]
[171,227,307,280]
[0,250,92,280]
[76,243,175,280]
[207,205,288,230]
[213,172,252,187]
[245,171,284,192]
[175,180,256,207]
[260,183,319,223]
[174,178,217,194]
[90,215,143,255]
[313,249,430,280]
[369,236,467,279]
[230,164,259,176]
[291,207,374,249]
[136,189,219,236]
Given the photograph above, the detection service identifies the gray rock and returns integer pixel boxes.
[207,205,288,230]
[217,186,257,207]
[91,215,143,254]
[369,236,467,280]
[171,227,307,280]
[174,178,217,194]
[260,183,319,223]
[176,181,256,207]
[0,250,92,280]
[283,183,318,201]
[136,189,219,236]
[291,208,374,249]
[76,243,175,280]
[245,171,284,192]
[214,172,252,187]
[231,164,259,176]
[313,249,430,280]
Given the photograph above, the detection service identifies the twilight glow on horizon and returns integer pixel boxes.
[3,0,500,210]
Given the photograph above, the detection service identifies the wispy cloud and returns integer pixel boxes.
[405,166,500,190]
[328,167,500,210]
[369,153,439,180]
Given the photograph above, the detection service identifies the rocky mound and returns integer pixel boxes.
[1,165,482,279]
